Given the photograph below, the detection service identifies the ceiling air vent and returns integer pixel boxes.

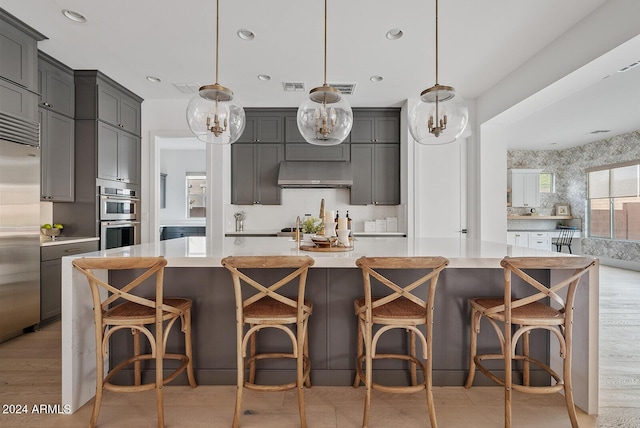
[282,82,306,92]
[328,83,356,95]
[173,83,201,94]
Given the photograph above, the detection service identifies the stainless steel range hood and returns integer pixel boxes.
[278,161,353,188]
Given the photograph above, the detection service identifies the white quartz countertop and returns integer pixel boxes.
[41,236,100,247]
[63,236,574,269]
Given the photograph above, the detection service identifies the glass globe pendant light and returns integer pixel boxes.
[297,0,352,146]
[186,0,245,144]
[408,0,468,145]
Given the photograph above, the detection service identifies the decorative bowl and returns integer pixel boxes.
[311,235,336,248]
[41,228,61,238]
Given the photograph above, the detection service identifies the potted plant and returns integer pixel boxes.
[301,217,322,241]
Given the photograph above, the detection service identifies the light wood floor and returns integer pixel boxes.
[0,266,638,427]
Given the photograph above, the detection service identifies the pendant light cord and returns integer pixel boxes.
[215,0,220,84]
[434,0,439,85]
[323,0,327,85]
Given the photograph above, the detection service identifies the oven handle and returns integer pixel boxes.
[101,221,141,227]
[101,195,141,202]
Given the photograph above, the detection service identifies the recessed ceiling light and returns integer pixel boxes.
[370,76,383,82]
[386,28,403,40]
[257,75,271,81]
[237,29,255,41]
[146,76,161,83]
[62,9,87,23]
[590,130,611,134]
[548,142,558,146]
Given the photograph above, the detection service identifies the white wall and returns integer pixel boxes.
[159,149,206,225]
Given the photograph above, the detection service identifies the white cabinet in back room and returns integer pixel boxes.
[509,169,542,208]
[507,231,530,248]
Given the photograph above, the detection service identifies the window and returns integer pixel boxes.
[186,173,206,218]
[539,173,555,193]
[587,161,640,241]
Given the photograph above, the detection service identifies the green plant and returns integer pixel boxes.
[301,217,322,234]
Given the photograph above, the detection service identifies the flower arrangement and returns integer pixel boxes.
[301,217,323,234]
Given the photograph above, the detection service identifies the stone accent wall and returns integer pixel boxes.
[508,130,640,264]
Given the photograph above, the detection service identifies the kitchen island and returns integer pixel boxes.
[61,237,598,415]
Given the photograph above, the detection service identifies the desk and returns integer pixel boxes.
[61,237,598,415]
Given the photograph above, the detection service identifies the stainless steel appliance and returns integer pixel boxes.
[0,139,40,342]
[100,220,140,250]
[99,186,139,220]
[99,186,141,250]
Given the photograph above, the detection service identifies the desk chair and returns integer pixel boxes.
[353,256,449,428]
[555,227,576,253]
[464,256,596,428]
[221,255,315,428]
[72,256,196,428]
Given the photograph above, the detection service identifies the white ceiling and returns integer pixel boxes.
[2,0,638,150]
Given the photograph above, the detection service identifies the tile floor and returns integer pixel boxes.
[0,266,638,427]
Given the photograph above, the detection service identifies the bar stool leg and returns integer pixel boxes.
[353,316,364,388]
[133,327,141,385]
[362,320,372,428]
[563,342,579,428]
[249,326,257,384]
[297,320,308,428]
[409,330,417,386]
[464,309,480,388]
[303,326,311,388]
[504,322,512,428]
[90,326,106,428]
[155,325,165,428]
[522,329,530,386]
[184,309,197,387]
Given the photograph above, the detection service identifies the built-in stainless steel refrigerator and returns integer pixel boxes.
[0,139,40,343]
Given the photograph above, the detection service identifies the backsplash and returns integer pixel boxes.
[508,129,640,266]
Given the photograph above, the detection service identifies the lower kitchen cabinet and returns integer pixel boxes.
[350,143,400,205]
[40,240,99,322]
[231,143,283,205]
[160,226,206,241]
[507,231,552,251]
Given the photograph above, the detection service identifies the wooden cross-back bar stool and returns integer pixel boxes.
[221,255,315,428]
[72,256,196,428]
[353,256,449,428]
[464,256,597,428]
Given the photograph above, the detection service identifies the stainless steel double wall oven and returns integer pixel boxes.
[99,187,140,250]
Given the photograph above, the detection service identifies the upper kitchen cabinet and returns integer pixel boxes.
[351,143,400,205]
[237,110,283,143]
[39,108,74,201]
[38,53,75,201]
[350,109,400,143]
[508,169,542,208]
[0,10,45,146]
[74,70,142,136]
[97,122,140,185]
[0,11,45,91]
[37,52,74,117]
[73,70,142,187]
[231,143,283,205]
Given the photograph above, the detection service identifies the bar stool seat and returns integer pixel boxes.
[352,256,449,428]
[222,255,315,428]
[72,256,196,428]
[464,256,596,428]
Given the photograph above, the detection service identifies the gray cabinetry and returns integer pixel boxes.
[38,53,75,202]
[0,11,45,147]
[0,11,43,90]
[97,122,140,185]
[351,143,400,205]
[160,226,206,241]
[238,112,283,143]
[350,109,400,143]
[285,143,350,161]
[40,240,99,322]
[231,143,283,205]
[37,53,74,117]
[39,109,74,201]
[73,70,142,186]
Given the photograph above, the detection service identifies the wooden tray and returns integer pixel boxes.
[300,244,353,252]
